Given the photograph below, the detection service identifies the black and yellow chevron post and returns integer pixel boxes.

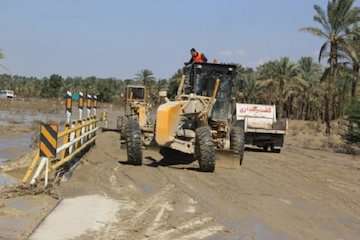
[39,123,59,158]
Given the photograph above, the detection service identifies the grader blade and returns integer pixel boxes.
[216,151,242,169]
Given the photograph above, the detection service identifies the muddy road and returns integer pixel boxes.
[30,130,360,240]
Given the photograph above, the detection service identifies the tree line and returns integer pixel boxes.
[0,55,357,128]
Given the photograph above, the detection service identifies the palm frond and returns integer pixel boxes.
[314,4,331,33]
[300,27,329,39]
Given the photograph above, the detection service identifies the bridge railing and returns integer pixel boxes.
[22,92,108,186]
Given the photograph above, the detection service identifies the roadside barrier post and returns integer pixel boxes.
[61,124,70,159]
[78,92,84,120]
[93,95,97,117]
[65,91,72,124]
[69,121,76,154]
[88,95,94,141]
[22,151,40,184]
[76,120,82,149]
[86,94,92,118]
[30,123,58,186]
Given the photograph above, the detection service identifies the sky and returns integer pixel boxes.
[0,0,359,79]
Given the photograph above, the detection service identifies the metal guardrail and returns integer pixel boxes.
[22,92,108,187]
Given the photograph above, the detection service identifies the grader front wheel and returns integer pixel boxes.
[125,119,142,165]
[195,126,215,172]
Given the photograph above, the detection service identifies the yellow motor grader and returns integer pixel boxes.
[125,63,244,171]
[118,85,154,146]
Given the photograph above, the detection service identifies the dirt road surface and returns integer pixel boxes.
[28,130,360,240]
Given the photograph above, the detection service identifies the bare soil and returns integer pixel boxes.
[29,129,360,240]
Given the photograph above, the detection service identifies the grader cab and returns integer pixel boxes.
[125,63,244,172]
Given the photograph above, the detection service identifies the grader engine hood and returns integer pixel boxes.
[155,102,184,146]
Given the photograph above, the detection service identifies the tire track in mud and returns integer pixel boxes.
[149,148,360,239]
[70,136,225,240]
[60,132,360,240]
[117,165,225,240]
[262,147,360,211]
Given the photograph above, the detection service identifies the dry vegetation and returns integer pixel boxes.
[286,120,359,154]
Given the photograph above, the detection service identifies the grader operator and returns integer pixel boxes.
[125,63,244,172]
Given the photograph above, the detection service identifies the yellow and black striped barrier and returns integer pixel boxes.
[39,123,58,158]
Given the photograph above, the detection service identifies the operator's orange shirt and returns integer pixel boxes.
[192,52,205,63]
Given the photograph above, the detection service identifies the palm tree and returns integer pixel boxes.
[301,0,360,135]
[135,69,156,102]
[297,57,323,120]
[344,24,360,98]
[257,57,301,118]
[241,73,260,103]
[135,69,156,87]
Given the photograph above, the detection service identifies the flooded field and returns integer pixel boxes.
[0,106,64,186]
[0,133,32,164]
[0,110,65,126]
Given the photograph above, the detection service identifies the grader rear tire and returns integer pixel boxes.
[230,127,245,165]
[126,119,142,165]
[195,126,215,172]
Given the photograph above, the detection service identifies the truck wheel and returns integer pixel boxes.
[195,126,215,172]
[126,119,142,165]
[271,145,281,153]
[230,127,245,165]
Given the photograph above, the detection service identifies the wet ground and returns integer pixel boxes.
[28,131,360,240]
[0,195,58,240]
[0,109,65,185]
[0,134,32,164]
[0,107,78,240]
[1,105,359,240]
[0,173,17,186]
